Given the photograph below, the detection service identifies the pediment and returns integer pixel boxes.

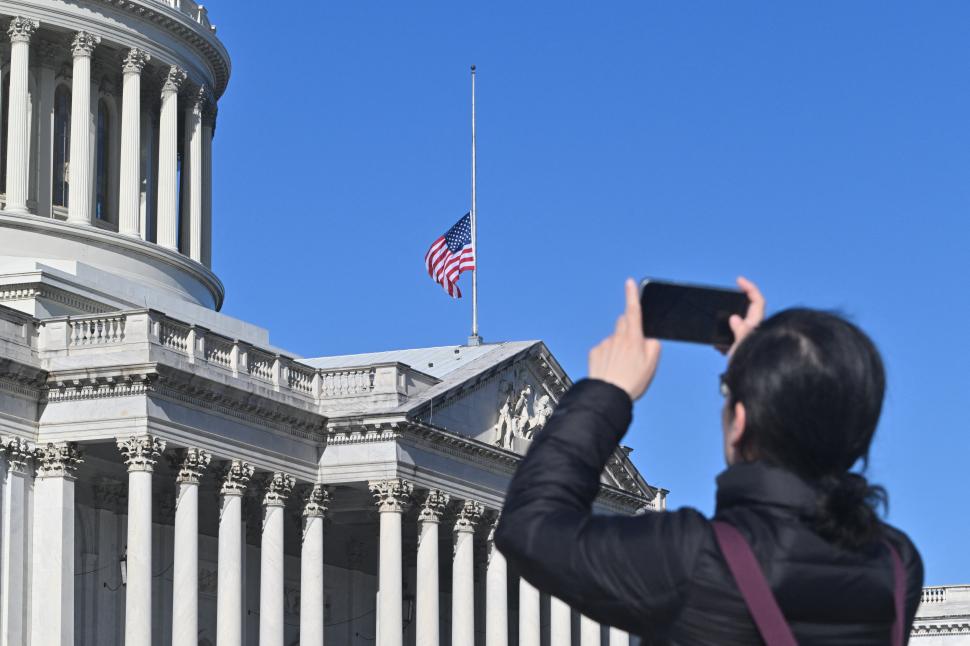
[408,343,656,501]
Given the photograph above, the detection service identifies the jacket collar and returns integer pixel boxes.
[715,461,819,517]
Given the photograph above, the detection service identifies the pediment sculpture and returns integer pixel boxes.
[493,377,555,450]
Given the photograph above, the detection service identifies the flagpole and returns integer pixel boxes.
[468,64,483,346]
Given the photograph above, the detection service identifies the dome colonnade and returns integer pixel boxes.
[0,0,222,283]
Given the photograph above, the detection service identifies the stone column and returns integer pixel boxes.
[369,478,412,646]
[4,17,39,214]
[216,459,253,646]
[609,626,630,645]
[156,66,186,249]
[518,578,541,646]
[118,48,150,236]
[416,489,449,646]
[0,438,32,646]
[485,522,508,646]
[66,31,100,224]
[550,597,571,645]
[180,86,205,261]
[300,484,330,646]
[259,472,294,646]
[170,449,210,646]
[116,434,165,646]
[580,614,600,645]
[452,500,484,646]
[29,442,82,646]
[201,105,215,267]
[34,40,57,218]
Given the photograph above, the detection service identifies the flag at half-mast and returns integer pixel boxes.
[424,213,476,298]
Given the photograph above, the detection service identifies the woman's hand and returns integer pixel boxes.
[725,276,766,356]
[589,278,662,401]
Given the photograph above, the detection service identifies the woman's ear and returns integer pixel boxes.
[729,401,746,454]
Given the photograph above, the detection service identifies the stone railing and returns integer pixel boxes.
[69,314,126,346]
[154,0,215,31]
[36,310,439,409]
[916,585,970,620]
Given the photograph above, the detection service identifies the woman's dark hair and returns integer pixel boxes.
[722,308,887,550]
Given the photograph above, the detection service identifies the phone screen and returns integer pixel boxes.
[640,279,750,346]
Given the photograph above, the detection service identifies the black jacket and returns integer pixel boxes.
[494,379,924,645]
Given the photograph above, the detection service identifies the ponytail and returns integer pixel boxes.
[814,473,887,550]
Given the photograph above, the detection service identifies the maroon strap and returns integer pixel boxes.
[712,521,798,646]
[884,540,906,646]
[714,521,909,646]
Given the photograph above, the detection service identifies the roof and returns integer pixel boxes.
[304,342,536,380]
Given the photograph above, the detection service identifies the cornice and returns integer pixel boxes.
[0,211,224,310]
[329,418,653,514]
[911,621,970,636]
[0,282,113,314]
[43,363,328,441]
[0,0,230,97]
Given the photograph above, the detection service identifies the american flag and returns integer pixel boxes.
[424,213,476,298]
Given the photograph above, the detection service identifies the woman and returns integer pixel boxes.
[494,278,923,645]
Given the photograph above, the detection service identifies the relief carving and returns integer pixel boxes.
[492,369,556,449]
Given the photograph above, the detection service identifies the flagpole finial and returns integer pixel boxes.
[471,64,476,72]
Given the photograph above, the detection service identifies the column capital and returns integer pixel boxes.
[417,489,450,524]
[122,47,151,74]
[174,447,211,485]
[117,434,166,472]
[369,478,413,513]
[70,31,100,58]
[302,483,330,519]
[7,16,39,44]
[263,472,295,507]
[162,65,187,94]
[454,499,485,533]
[219,459,255,496]
[190,85,212,115]
[35,442,83,478]
[0,436,34,473]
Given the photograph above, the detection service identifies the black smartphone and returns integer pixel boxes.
[639,279,750,346]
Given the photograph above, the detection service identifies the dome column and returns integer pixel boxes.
[118,48,151,236]
[201,106,216,267]
[66,32,100,225]
[180,86,205,261]
[580,614,600,645]
[157,66,186,249]
[4,17,39,215]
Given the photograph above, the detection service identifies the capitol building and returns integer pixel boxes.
[0,2,963,646]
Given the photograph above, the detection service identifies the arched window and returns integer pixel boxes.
[96,98,110,220]
[52,84,71,208]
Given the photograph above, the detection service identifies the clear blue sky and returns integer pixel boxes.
[207,1,969,585]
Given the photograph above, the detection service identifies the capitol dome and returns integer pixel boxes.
[0,0,228,315]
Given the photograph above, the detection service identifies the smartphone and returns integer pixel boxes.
[639,279,750,346]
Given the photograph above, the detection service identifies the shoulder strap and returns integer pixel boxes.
[883,540,906,646]
[712,521,798,646]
